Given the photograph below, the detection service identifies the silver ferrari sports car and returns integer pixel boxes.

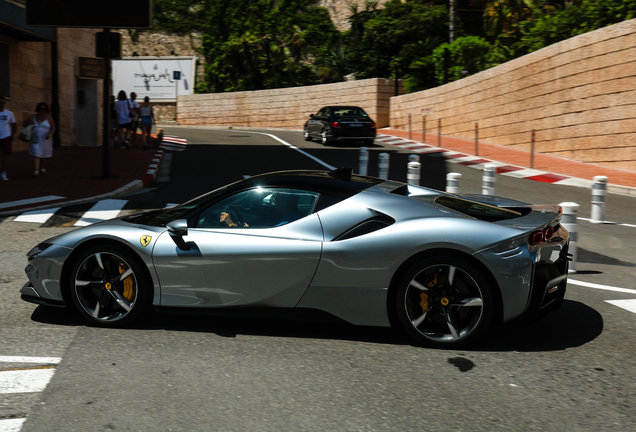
[22,169,570,348]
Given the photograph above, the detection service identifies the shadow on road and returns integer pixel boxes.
[31,299,601,352]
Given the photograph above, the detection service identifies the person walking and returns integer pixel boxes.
[128,92,141,147]
[114,90,134,148]
[0,95,17,181]
[24,102,56,177]
[139,96,155,150]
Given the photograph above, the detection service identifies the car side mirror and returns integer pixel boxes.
[167,219,188,237]
[310,114,315,118]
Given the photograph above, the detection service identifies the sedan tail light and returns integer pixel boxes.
[331,121,341,129]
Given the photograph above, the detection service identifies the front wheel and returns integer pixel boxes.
[303,126,312,142]
[70,245,151,327]
[321,130,332,145]
[395,255,496,348]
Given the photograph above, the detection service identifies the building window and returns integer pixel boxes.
[0,43,9,98]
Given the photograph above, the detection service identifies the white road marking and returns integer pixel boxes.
[577,217,636,228]
[235,130,336,170]
[0,356,61,364]
[606,299,636,313]
[13,208,61,224]
[74,199,127,226]
[0,196,64,210]
[0,418,26,432]
[0,369,56,394]
[568,279,636,295]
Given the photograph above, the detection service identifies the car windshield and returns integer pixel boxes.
[126,184,231,227]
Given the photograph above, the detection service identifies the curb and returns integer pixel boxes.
[375,133,636,196]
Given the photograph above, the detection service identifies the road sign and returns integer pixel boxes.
[173,71,182,80]
[76,57,105,80]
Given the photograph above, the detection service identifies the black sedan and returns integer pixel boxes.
[304,106,376,145]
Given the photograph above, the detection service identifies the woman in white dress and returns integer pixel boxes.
[24,102,56,177]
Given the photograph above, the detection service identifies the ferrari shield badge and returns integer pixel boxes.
[140,235,152,247]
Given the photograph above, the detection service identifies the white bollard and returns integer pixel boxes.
[590,175,608,224]
[359,147,368,176]
[482,164,496,195]
[378,153,390,179]
[446,172,462,194]
[407,161,421,185]
[409,154,420,163]
[560,202,579,274]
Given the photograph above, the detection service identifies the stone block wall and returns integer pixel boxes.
[178,78,402,129]
[390,19,636,172]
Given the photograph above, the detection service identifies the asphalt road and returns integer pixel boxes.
[1,127,636,431]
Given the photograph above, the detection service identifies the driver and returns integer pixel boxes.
[219,208,248,227]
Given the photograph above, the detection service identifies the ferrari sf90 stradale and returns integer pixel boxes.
[22,169,569,347]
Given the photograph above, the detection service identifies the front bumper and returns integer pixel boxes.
[21,282,66,307]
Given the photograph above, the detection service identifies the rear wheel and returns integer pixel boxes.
[395,255,495,348]
[70,245,151,327]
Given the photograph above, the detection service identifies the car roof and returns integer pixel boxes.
[229,170,384,198]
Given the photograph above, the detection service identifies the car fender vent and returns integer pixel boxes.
[334,215,395,241]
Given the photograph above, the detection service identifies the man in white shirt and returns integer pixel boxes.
[0,95,17,181]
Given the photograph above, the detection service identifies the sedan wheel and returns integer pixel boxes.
[303,127,312,142]
[71,245,150,327]
[395,256,495,348]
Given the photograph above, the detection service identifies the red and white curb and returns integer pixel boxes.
[143,136,188,186]
[376,134,594,189]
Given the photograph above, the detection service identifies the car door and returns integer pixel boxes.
[151,188,324,308]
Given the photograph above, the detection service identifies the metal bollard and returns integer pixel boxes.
[359,147,368,176]
[482,164,496,195]
[409,154,420,163]
[560,202,579,274]
[378,153,390,179]
[446,172,462,194]
[407,161,421,186]
[590,175,608,224]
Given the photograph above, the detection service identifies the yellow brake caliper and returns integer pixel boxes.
[119,263,134,301]
[419,273,438,313]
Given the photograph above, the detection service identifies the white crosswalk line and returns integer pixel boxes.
[74,199,127,226]
[0,369,56,394]
[0,356,61,364]
[13,208,61,224]
[606,299,636,313]
[0,418,26,432]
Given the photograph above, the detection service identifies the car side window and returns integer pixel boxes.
[196,188,319,229]
[317,108,328,118]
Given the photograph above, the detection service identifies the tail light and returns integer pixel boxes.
[528,226,555,246]
[331,121,341,129]
[543,226,554,240]
[529,231,543,246]
[371,121,376,128]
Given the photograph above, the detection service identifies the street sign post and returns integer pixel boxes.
[173,71,181,101]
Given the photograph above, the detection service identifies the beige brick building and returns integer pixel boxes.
[1,0,102,151]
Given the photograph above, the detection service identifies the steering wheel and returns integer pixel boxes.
[223,204,245,227]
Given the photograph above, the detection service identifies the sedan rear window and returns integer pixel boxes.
[434,196,527,221]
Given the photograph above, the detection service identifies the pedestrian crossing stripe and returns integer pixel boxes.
[606,299,636,313]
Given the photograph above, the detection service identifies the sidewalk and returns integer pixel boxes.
[1,127,635,216]
[381,129,636,195]
[0,144,159,216]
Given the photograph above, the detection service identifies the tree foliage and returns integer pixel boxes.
[151,0,636,94]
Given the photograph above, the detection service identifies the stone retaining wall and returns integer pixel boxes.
[391,19,636,172]
[178,78,402,129]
